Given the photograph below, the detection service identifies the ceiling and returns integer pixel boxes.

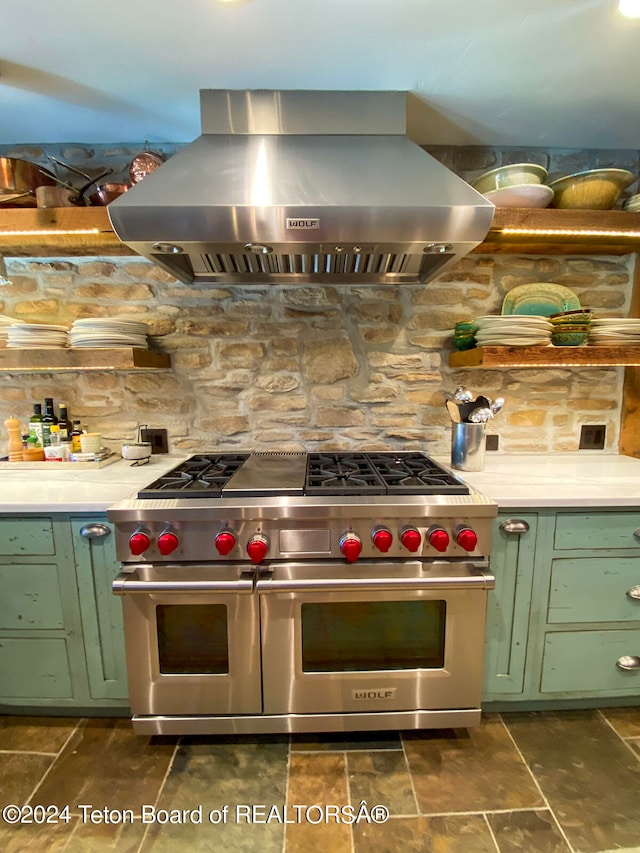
[1,0,639,150]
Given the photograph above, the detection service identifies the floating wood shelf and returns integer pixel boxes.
[449,345,640,369]
[1,206,640,258]
[477,208,640,255]
[0,207,134,257]
[0,348,171,372]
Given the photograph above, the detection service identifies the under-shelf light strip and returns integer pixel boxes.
[501,227,640,238]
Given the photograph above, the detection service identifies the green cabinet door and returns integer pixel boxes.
[483,513,538,697]
[71,517,128,702]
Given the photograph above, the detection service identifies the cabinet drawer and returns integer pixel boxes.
[541,630,640,694]
[554,512,640,551]
[0,518,55,556]
[0,637,73,698]
[548,557,640,624]
[0,563,65,629]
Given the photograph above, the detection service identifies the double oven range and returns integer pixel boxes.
[109,451,497,735]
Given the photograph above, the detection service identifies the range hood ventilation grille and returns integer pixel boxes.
[151,248,455,284]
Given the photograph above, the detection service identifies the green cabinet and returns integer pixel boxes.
[483,514,538,697]
[484,507,640,707]
[0,514,128,710]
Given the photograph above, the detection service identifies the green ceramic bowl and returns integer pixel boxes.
[551,329,588,346]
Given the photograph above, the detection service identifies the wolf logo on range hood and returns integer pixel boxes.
[108,90,495,286]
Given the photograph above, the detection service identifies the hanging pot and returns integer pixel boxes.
[0,157,57,207]
[128,144,166,184]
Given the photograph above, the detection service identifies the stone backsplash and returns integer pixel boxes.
[0,252,634,458]
[0,141,637,458]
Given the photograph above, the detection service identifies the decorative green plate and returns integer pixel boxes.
[502,283,581,316]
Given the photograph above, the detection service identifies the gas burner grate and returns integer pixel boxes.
[365,452,470,495]
[137,454,250,499]
[305,453,387,495]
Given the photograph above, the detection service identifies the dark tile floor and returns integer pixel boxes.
[1,709,640,852]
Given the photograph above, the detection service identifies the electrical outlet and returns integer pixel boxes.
[140,428,169,454]
[579,424,606,450]
[485,434,499,452]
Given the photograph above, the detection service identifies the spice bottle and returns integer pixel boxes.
[4,415,23,462]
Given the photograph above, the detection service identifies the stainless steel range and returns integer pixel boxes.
[109,451,497,736]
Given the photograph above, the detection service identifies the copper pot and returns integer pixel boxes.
[0,157,57,207]
[89,182,130,205]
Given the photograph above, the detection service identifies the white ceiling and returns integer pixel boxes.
[1,0,639,150]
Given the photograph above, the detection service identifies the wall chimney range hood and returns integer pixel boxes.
[108,90,495,285]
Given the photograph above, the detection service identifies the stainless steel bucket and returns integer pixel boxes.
[451,422,486,471]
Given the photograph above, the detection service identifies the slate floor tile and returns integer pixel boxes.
[140,737,289,853]
[402,715,544,814]
[353,814,497,853]
[0,715,79,753]
[487,809,572,853]
[285,752,351,853]
[0,752,54,807]
[347,750,417,816]
[600,705,640,739]
[29,718,177,816]
[504,709,640,853]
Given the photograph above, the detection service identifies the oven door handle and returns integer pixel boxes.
[112,574,255,595]
[255,569,495,594]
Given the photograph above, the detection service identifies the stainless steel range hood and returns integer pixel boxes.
[108,90,494,285]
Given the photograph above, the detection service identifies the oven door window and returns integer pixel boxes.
[156,604,229,674]
[301,600,446,672]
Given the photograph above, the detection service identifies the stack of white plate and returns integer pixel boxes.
[69,318,149,349]
[623,194,640,212]
[473,315,553,347]
[0,314,18,348]
[6,323,69,349]
[589,318,640,346]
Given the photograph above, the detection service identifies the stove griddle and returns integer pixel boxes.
[137,451,469,499]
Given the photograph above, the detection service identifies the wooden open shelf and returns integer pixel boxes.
[1,206,640,258]
[449,345,640,369]
[0,348,171,372]
[0,207,134,257]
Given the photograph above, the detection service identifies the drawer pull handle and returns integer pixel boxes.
[626,585,640,600]
[616,655,640,671]
[499,519,530,535]
[79,522,111,539]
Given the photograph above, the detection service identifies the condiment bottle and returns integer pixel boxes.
[29,403,44,445]
[58,404,71,441]
[4,415,23,462]
[42,397,58,447]
[70,420,83,453]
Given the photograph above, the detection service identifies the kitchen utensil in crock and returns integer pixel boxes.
[446,400,462,423]
[454,386,474,403]
[0,157,57,207]
[129,144,166,184]
[490,397,505,416]
[468,407,493,423]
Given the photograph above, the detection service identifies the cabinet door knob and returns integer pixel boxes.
[79,522,111,539]
[634,528,640,540]
[616,655,640,671]
[626,585,640,600]
[499,519,530,535]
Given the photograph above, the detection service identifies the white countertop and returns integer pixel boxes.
[442,453,640,508]
[0,454,186,513]
[0,452,639,513]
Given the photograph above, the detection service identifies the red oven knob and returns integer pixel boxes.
[400,527,421,553]
[340,533,362,562]
[428,527,450,553]
[157,531,179,556]
[215,531,236,556]
[246,534,269,564]
[372,527,393,553]
[129,530,151,556]
[457,527,478,552]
